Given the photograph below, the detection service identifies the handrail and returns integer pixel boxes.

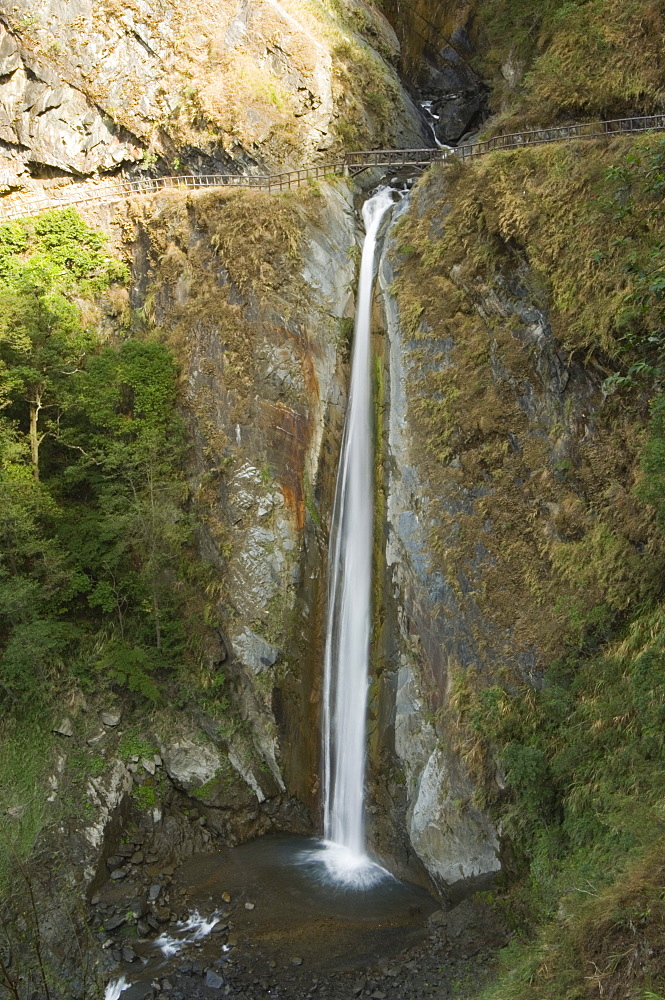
[1,114,664,221]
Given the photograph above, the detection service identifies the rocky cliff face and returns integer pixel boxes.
[121,179,358,815]
[366,142,664,897]
[0,0,429,196]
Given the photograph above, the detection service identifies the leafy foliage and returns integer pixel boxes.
[0,210,193,711]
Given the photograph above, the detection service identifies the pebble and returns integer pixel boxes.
[100,711,121,727]
[110,868,128,880]
[149,884,162,901]
[205,970,224,990]
[104,914,127,932]
[121,945,137,963]
[244,902,255,910]
[291,957,303,966]
[222,892,231,902]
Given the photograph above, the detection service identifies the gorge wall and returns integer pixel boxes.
[2,0,665,997]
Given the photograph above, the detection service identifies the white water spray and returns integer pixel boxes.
[104,978,129,1000]
[321,187,396,884]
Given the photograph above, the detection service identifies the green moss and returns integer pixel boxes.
[134,783,158,810]
[391,136,665,663]
[0,717,53,892]
[118,731,158,761]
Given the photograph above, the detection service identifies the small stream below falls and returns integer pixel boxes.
[103,831,502,999]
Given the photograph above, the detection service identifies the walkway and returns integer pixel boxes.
[2,114,664,221]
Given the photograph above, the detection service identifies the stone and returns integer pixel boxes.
[137,919,150,936]
[205,971,224,990]
[155,906,171,923]
[53,717,74,737]
[291,957,303,966]
[244,902,255,910]
[87,729,107,745]
[131,851,144,864]
[100,711,121,727]
[104,914,127,932]
[159,737,222,793]
[6,804,26,819]
[142,757,156,775]
[230,628,279,675]
[221,892,231,903]
[110,868,128,880]
[407,746,501,891]
[121,945,137,962]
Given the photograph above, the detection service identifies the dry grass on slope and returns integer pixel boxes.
[390,135,665,667]
[476,0,665,132]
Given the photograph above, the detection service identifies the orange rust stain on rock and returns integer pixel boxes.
[261,400,311,531]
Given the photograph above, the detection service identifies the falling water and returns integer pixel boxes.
[321,187,396,885]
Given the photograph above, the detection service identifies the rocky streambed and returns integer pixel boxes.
[98,832,507,1000]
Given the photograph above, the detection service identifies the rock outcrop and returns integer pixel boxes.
[121,179,360,811]
[0,0,429,196]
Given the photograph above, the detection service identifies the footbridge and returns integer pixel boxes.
[2,114,664,221]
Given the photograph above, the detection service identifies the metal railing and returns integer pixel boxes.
[1,114,664,220]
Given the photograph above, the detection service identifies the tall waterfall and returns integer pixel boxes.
[321,188,395,883]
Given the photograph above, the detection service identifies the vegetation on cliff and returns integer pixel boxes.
[392,131,665,997]
[477,0,665,130]
[0,209,203,885]
[383,0,665,134]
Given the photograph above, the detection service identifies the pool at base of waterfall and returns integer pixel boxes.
[105,833,441,999]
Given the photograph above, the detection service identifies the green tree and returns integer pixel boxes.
[0,210,126,479]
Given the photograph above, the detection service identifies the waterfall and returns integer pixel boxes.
[321,187,396,884]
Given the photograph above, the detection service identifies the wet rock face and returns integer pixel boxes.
[382,1,487,143]
[417,32,487,144]
[372,192,538,896]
